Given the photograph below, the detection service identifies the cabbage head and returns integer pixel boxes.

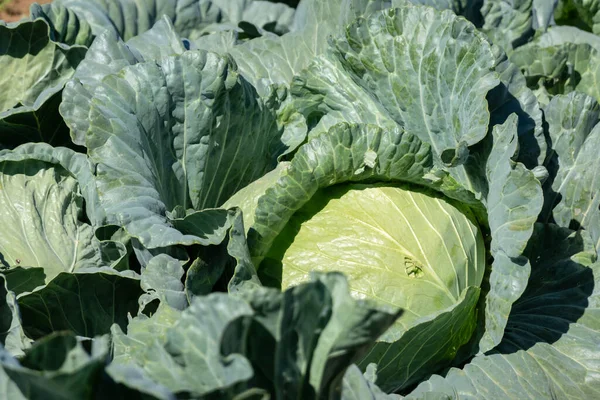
[223,3,548,391]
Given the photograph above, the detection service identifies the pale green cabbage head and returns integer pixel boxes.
[262,184,486,332]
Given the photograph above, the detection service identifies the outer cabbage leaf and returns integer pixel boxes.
[0,144,129,280]
[229,0,394,93]
[333,5,499,169]
[0,8,90,148]
[222,162,290,235]
[0,333,110,400]
[111,302,182,368]
[192,30,242,54]
[341,365,403,400]
[229,272,401,398]
[555,0,600,34]
[139,254,187,312]
[287,3,546,180]
[510,38,600,105]
[17,268,142,339]
[487,46,546,169]
[0,10,89,114]
[542,92,600,253]
[381,0,485,26]
[50,0,295,42]
[0,143,105,226]
[0,157,100,282]
[480,114,543,351]
[112,273,400,398]
[0,275,31,357]
[408,223,599,399]
[480,0,559,52]
[137,294,256,396]
[195,0,296,38]
[176,208,262,299]
[60,17,187,146]
[283,4,499,200]
[532,25,600,51]
[66,50,282,248]
[0,92,74,150]
[283,51,398,154]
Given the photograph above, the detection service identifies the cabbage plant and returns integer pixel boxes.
[0,0,598,399]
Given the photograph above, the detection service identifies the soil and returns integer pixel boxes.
[0,0,51,23]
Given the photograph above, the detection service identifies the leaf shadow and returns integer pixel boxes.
[487,82,542,170]
[496,224,595,354]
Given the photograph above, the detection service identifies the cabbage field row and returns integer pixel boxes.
[0,0,598,399]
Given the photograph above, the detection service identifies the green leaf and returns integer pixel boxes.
[3,268,46,297]
[230,0,386,93]
[193,30,242,54]
[481,0,561,47]
[286,51,398,145]
[222,162,291,234]
[510,36,600,104]
[1,332,109,400]
[0,157,100,282]
[532,25,600,51]
[409,223,599,399]
[140,255,187,312]
[248,123,434,264]
[342,364,402,400]
[111,302,182,367]
[51,0,215,41]
[211,0,296,36]
[171,209,234,247]
[543,92,600,253]
[177,208,261,299]
[0,275,31,357]
[332,5,499,168]
[52,0,296,42]
[0,142,105,227]
[0,11,89,148]
[60,17,187,147]
[119,294,255,396]
[488,46,546,169]
[17,269,142,339]
[224,272,401,399]
[225,208,263,295]
[113,273,399,398]
[555,0,600,34]
[480,0,541,52]
[0,16,87,114]
[0,92,74,150]
[30,3,94,47]
[480,114,543,351]
[282,3,500,207]
[360,287,480,392]
[70,50,282,248]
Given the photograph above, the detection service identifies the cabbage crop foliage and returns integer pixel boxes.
[0,0,598,399]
